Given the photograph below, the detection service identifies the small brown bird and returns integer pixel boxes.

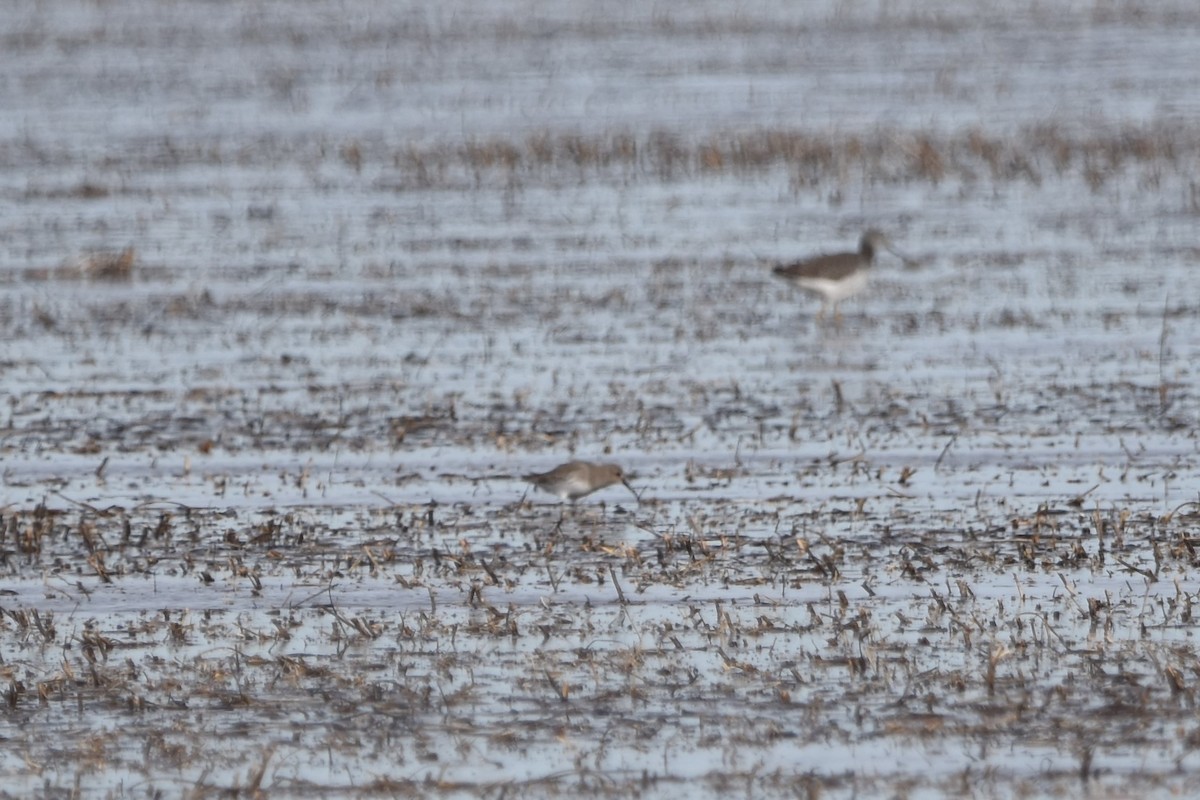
[523,461,639,502]
[773,230,913,320]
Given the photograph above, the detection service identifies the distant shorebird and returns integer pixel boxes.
[772,230,914,320]
[524,461,639,503]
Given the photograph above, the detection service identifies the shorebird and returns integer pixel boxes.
[772,230,914,320]
[524,461,639,503]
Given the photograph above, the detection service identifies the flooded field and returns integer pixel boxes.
[3,0,1200,797]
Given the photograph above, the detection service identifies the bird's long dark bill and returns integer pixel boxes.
[886,243,920,268]
[622,479,641,503]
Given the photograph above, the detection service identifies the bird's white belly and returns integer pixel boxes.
[794,270,869,302]
[559,475,593,500]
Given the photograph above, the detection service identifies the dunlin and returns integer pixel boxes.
[523,461,638,502]
[772,230,914,320]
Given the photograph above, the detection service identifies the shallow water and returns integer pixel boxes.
[3,0,1200,797]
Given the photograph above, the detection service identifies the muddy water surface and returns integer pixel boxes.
[3,1,1200,797]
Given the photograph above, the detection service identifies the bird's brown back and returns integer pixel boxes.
[773,251,869,282]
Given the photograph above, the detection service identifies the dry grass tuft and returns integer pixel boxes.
[81,247,137,281]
